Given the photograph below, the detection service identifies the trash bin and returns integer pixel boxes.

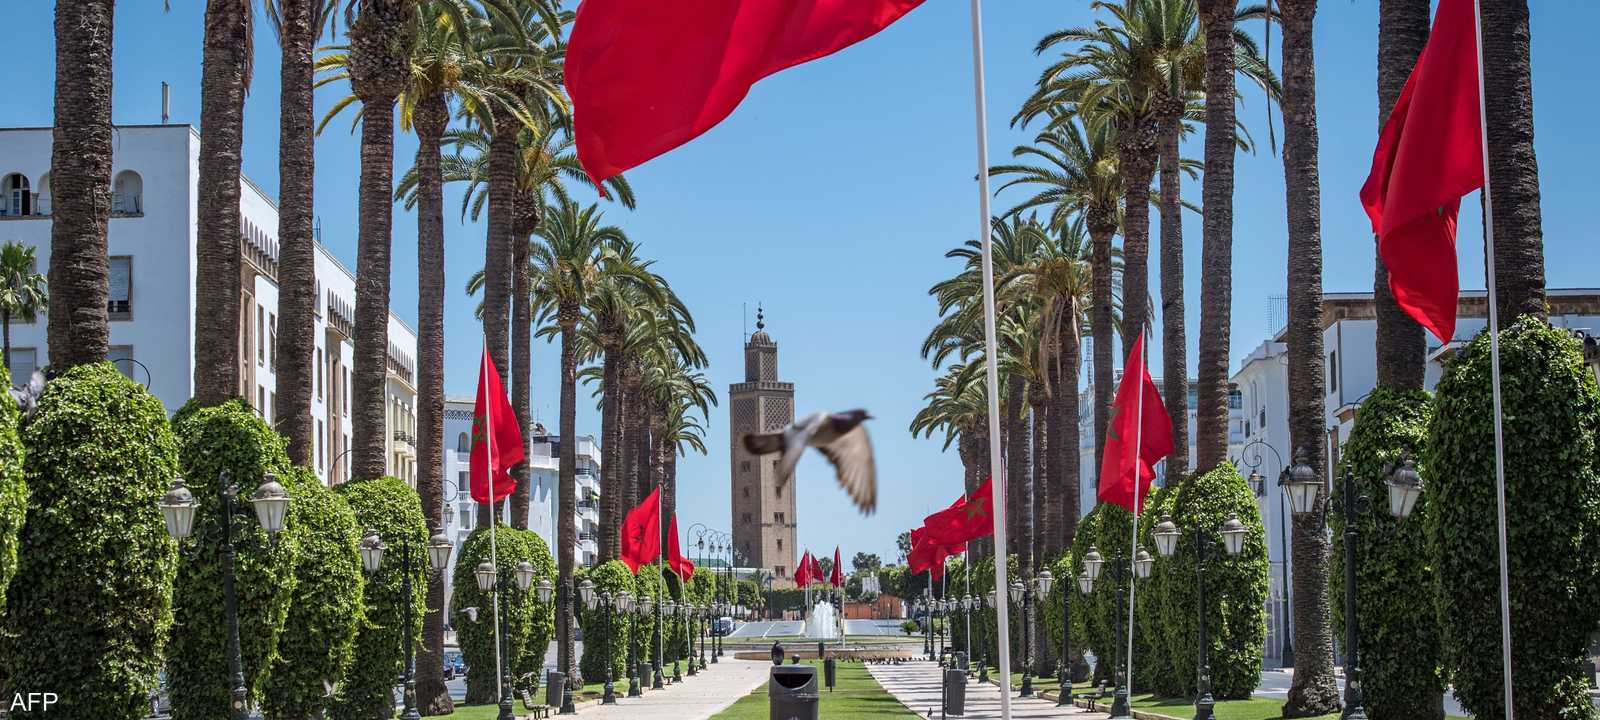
[638,662,653,688]
[545,670,564,708]
[942,667,967,716]
[823,657,836,690]
[769,664,820,720]
[954,651,969,671]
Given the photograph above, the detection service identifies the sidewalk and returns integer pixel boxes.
[571,658,771,720]
[869,661,1109,719]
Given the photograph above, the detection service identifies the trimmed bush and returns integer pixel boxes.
[449,523,555,705]
[1330,388,1445,720]
[1,362,179,719]
[1426,318,1600,720]
[330,476,428,719]
[261,467,365,720]
[633,563,686,665]
[166,399,298,718]
[579,560,635,683]
[1160,463,1269,699]
[0,363,24,616]
[1136,483,1184,697]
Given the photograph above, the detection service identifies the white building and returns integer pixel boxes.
[1232,288,1600,667]
[0,124,418,486]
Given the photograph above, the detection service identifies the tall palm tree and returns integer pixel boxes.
[637,355,714,521]
[1276,0,1338,715]
[1373,0,1432,389]
[1194,0,1240,472]
[1480,0,1545,321]
[910,362,993,556]
[192,0,255,406]
[46,0,114,369]
[0,241,47,369]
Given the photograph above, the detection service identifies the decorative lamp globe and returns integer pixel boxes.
[1152,515,1181,558]
[249,473,291,534]
[474,561,498,592]
[1133,548,1154,579]
[1082,546,1105,580]
[618,590,633,612]
[1033,569,1053,598]
[358,529,386,575]
[427,531,453,572]
[535,577,552,603]
[1007,581,1024,605]
[1284,448,1323,516]
[984,589,997,608]
[1077,571,1094,595]
[579,578,596,609]
[159,476,197,540]
[1387,457,1423,519]
[1220,513,1248,556]
[513,561,535,592]
[663,600,677,616]
[1248,470,1266,497]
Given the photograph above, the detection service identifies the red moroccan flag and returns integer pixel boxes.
[667,516,695,579]
[922,477,994,546]
[810,553,825,585]
[795,550,814,586]
[907,527,963,578]
[470,344,524,504]
[566,0,927,185]
[830,546,844,588]
[1098,334,1173,513]
[620,487,662,573]
[1359,0,1482,343]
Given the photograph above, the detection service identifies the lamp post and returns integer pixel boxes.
[1243,438,1295,666]
[922,593,934,661]
[628,595,648,697]
[1152,514,1248,720]
[355,528,454,720]
[474,559,544,720]
[686,603,699,677]
[1080,545,1143,720]
[982,589,997,684]
[1008,580,1032,697]
[665,599,682,683]
[159,472,289,720]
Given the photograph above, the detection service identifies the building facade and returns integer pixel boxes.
[0,124,417,486]
[728,310,799,587]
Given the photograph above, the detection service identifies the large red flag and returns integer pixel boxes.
[1359,0,1482,343]
[795,550,814,586]
[620,488,662,573]
[469,344,524,504]
[667,516,695,579]
[907,528,963,579]
[922,477,994,546]
[810,553,825,585]
[830,546,844,588]
[1098,334,1173,513]
[566,0,927,185]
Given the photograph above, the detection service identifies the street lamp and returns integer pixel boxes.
[1152,514,1247,720]
[1242,438,1295,665]
[359,528,450,720]
[1030,571,1053,700]
[159,472,289,720]
[1007,580,1031,697]
[663,599,682,683]
[1077,546,1131,719]
[628,595,649,697]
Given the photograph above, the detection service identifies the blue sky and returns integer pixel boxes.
[3,1,1596,563]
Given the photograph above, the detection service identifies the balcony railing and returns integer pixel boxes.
[393,431,414,445]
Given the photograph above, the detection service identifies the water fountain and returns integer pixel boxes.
[802,601,840,640]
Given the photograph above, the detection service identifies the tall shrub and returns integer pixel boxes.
[449,524,555,704]
[1160,463,1269,699]
[1426,319,1600,719]
[0,363,24,614]
[580,560,635,684]
[330,476,428,719]
[166,399,298,718]
[1137,483,1184,697]
[261,468,365,720]
[1330,388,1445,720]
[1,363,178,719]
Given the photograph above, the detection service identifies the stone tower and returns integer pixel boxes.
[729,307,799,588]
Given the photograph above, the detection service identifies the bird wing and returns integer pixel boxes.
[775,412,826,487]
[816,424,877,514]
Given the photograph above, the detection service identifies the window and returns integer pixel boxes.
[1260,408,1266,428]
[111,170,143,215]
[108,345,133,379]
[740,460,750,472]
[257,306,265,364]
[316,348,324,399]
[741,512,752,525]
[108,257,132,319]
[742,486,750,499]
[458,471,469,495]
[344,368,350,414]
[317,419,325,470]
[457,432,470,453]
[777,538,783,550]
[1187,388,1198,409]
[269,392,276,423]
[776,566,786,578]
[774,512,785,525]
[1,174,32,216]
[268,313,276,369]
[258,386,267,414]
[1228,388,1243,410]
[1327,351,1339,394]
[8,348,36,385]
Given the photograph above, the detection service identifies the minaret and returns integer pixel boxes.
[729,307,799,587]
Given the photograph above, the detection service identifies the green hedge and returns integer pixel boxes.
[0,362,179,719]
[1426,319,1600,719]
[261,467,365,720]
[450,524,555,704]
[0,363,24,616]
[579,560,635,683]
[1160,463,1269,699]
[1330,388,1445,720]
[1137,483,1184,697]
[633,563,687,664]
[330,476,428,719]
[166,399,298,718]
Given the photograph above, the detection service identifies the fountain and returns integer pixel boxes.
[802,601,840,640]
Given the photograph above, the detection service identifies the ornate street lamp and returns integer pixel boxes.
[1242,437,1295,666]
[1386,456,1423,520]
[1075,546,1131,719]
[1284,447,1323,516]
[1152,514,1248,720]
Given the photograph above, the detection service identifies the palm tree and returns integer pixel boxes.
[1194,0,1240,473]
[1373,0,1432,389]
[46,0,113,369]
[910,362,993,556]
[191,0,255,406]
[636,355,715,521]
[0,242,47,369]
[1480,0,1545,322]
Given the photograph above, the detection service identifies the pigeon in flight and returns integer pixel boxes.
[741,409,877,514]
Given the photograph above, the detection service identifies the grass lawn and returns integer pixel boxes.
[1080,693,1472,720]
[430,680,612,718]
[708,660,918,719]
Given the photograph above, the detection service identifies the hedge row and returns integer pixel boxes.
[450,524,555,704]
[579,560,635,683]
[0,363,24,617]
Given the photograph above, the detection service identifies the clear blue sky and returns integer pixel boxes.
[2,2,1595,564]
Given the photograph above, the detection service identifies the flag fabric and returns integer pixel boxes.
[830,546,844,588]
[619,487,663,573]
[566,0,927,186]
[469,344,524,504]
[795,550,814,586]
[1359,0,1482,343]
[1098,334,1174,513]
[810,553,825,586]
[922,476,994,546]
[907,527,964,579]
[667,516,695,579]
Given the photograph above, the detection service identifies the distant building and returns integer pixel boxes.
[729,307,800,587]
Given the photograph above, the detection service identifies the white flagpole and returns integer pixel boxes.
[1470,1,1514,714]
[483,339,505,703]
[965,0,1014,714]
[1126,325,1146,697]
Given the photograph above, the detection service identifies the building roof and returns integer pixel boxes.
[1270,288,1600,340]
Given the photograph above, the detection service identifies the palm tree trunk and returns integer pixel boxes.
[649,412,668,496]
[1373,0,1432,391]
[483,110,517,403]
[662,439,678,523]
[1005,374,1031,576]
[1118,125,1159,344]
[1157,113,1189,485]
[1087,219,1117,484]
[349,92,397,481]
[1055,335,1081,548]
[1030,391,1048,567]
[1195,0,1240,473]
[274,0,317,467]
[1480,0,1545,322]
[192,0,251,407]
[510,205,534,530]
[557,312,580,685]
[412,92,453,716]
[623,369,645,509]
[46,0,113,369]
[599,347,622,561]
[1278,2,1340,715]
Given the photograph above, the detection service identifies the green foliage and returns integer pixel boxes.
[449,523,555,705]
[1330,388,1445,720]
[1136,484,1184,697]
[1160,463,1269,699]
[579,560,635,683]
[633,563,686,663]
[261,468,366,720]
[1069,503,1122,684]
[735,579,759,608]
[1,362,179,719]
[330,477,429,719]
[0,363,24,614]
[166,400,298,718]
[1426,319,1600,719]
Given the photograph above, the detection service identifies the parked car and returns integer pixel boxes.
[714,617,735,636]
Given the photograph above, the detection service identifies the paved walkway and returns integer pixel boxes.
[869,661,1109,718]
[567,658,771,720]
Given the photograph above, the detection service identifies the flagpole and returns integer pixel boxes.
[1471,1,1514,715]
[965,0,1014,714]
[483,338,505,705]
[656,479,665,689]
[1126,325,1147,699]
